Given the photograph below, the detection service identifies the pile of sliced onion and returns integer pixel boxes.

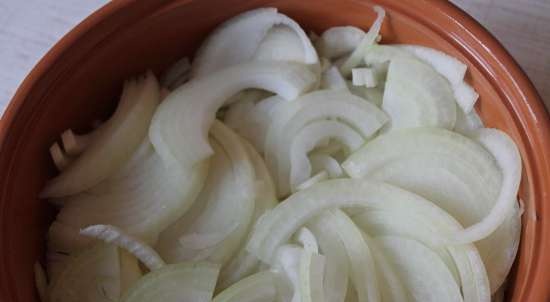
[38,5,521,302]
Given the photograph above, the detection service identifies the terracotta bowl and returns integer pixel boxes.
[1,0,549,301]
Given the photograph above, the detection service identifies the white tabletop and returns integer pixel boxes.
[1,0,549,114]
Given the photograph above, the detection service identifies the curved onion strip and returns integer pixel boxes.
[365,44,478,114]
[382,57,457,130]
[80,224,165,271]
[315,26,365,59]
[339,6,385,76]
[42,72,160,197]
[150,61,316,170]
[376,236,463,302]
[289,120,364,191]
[218,138,278,289]
[342,127,516,292]
[61,129,95,156]
[156,121,255,265]
[398,45,466,86]
[247,178,459,262]
[271,245,302,301]
[308,214,349,302]
[120,262,220,302]
[192,8,318,77]
[293,227,319,253]
[310,153,343,178]
[299,250,326,302]
[311,210,380,302]
[55,141,209,248]
[321,66,348,90]
[360,233,409,302]
[354,210,490,302]
[295,171,329,192]
[213,271,278,302]
[264,89,387,196]
[49,142,72,171]
[453,128,522,243]
[253,25,306,62]
[49,244,120,302]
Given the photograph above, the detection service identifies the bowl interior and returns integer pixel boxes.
[1,0,549,301]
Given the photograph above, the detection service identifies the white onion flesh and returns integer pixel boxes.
[315,26,365,59]
[191,8,318,77]
[120,262,220,302]
[150,61,316,171]
[382,57,457,130]
[339,6,385,76]
[156,121,255,265]
[42,72,160,197]
[376,236,463,302]
[213,271,278,302]
[49,244,121,302]
[80,224,165,271]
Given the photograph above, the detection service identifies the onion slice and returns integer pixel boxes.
[150,61,316,171]
[212,271,278,302]
[120,262,220,302]
[80,224,165,271]
[42,72,160,197]
[192,8,318,77]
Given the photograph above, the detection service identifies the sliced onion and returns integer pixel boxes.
[264,89,387,196]
[361,234,408,302]
[352,68,377,88]
[150,61,316,171]
[55,140,209,248]
[376,236,463,302]
[398,45,467,86]
[253,25,307,63]
[156,121,255,266]
[247,178,460,262]
[213,271,278,302]
[61,129,95,156]
[315,26,365,59]
[191,8,318,77]
[308,214,349,302]
[295,171,329,192]
[382,57,457,130]
[49,142,72,171]
[49,244,121,302]
[342,127,517,292]
[120,262,220,302]
[311,210,380,302]
[454,128,522,243]
[288,120,364,193]
[42,72,160,197]
[310,153,343,178]
[353,210,490,302]
[293,227,319,253]
[80,224,165,271]
[271,244,302,302]
[339,6,385,76]
[320,66,348,90]
[299,250,326,302]
[218,138,278,289]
